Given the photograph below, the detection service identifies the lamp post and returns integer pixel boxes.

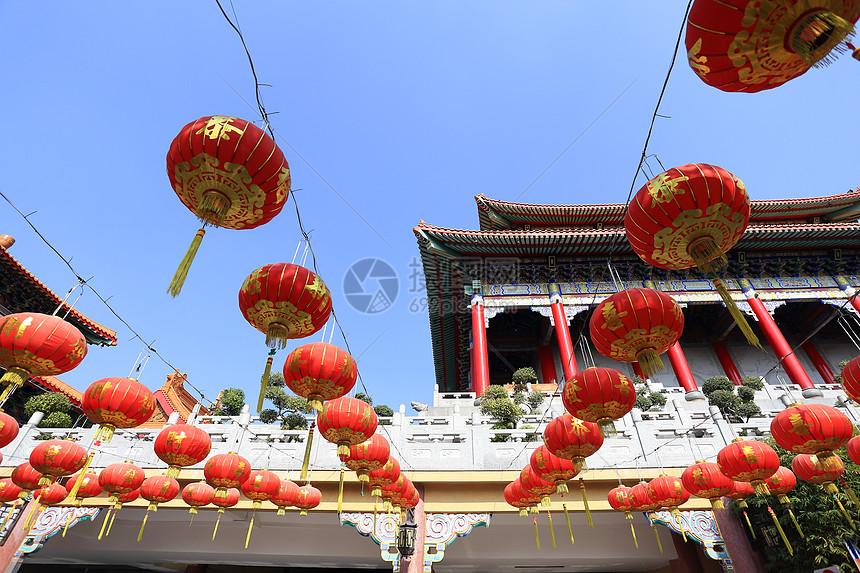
[397,509,417,558]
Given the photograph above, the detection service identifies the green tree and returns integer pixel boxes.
[25,392,73,428]
[527,391,546,410]
[354,392,373,406]
[512,367,537,392]
[632,376,667,412]
[282,412,308,431]
[258,409,279,424]
[703,376,761,423]
[213,388,245,416]
[833,360,851,386]
[702,376,734,397]
[480,385,523,441]
[741,376,765,390]
[374,404,394,425]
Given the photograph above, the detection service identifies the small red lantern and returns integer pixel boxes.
[204,452,251,493]
[242,470,281,510]
[631,482,662,515]
[166,115,291,296]
[82,377,155,442]
[848,435,860,465]
[681,461,733,510]
[381,475,408,512]
[530,445,582,495]
[726,480,755,508]
[589,289,684,376]
[182,482,215,514]
[543,414,604,463]
[717,438,780,495]
[35,483,68,507]
[765,466,798,504]
[346,434,391,483]
[0,479,22,503]
[271,479,300,516]
[505,480,535,517]
[138,475,180,541]
[0,411,19,449]
[65,472,102,507]
[212,487,240,540]
[154,423,212,477]
[30,439,87,486]
[317,397,378,458]
[368,456,400,498]
[771,403,853,458]
[99,462,145,503]
[294,484,322,516]
[562,368,636,433]
[792,453,845,494]
[0,313,87,403]
[520,464,556,507]
[116,488,140,505]
[841,356,860,403]
[646,475,690,519]
[283,343,359,411]
[12,463,43,497]
[608,486,636,519]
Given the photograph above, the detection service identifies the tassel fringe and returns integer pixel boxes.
[98,507,112,540]
[265,323,291,350]
[257,356,274,412]
[556,482,569,495]
[196,191,231,226]
[835,496,856,530]
[106,509,118,536]
[629,521,639,549]
[743,510,756,539]
[788,508,804,537]
[68,452,95,500]
[767,506,792,555]
[338,467,345,515]
[213,512,223,540]
[653,525,663,553]
[579,479,593,528]
[711,498,724,511]
[0,367,28,390]
[547,511,556,548]
[637,351,664,378]
[562,503,574,544]
[245,511,256,549]
[533,516,541,551]
[167,228,205,297]
[753,482,771,496]
[300,423,315,482]
[711,277,761,348]
[688,236,727,275]
[788,10,855,66]
[137,511,150,542]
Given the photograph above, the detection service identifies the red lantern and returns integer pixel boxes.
[848,435,860,465]
[0,411,19,449]
[589,289,684,377]
[166,115,291,296]
[212,487,240,540]
[685,0,860,93]
[138,475,180,541]
[12,463,43,497]
[35,483,68,507]
[30,439,87,486]
[182,482,215,514]
[283,343,358,411]
[82,377,156,442]
[681,461,733,510]
[271,479,300,516]
[390,478,416,515]
[368,456,400,498]
[717,438,780,495]
[792,453,845,494]
[608,486,637,519]
[624,164,757,346]
[562,368,636,433]
[116,488,140,505]
[631,481,662,514]
[0,479,22,503]
[771,403,853,458]
[520,464,556,507]
[530,445,582,495]
[765,466,798,504]
[241,469,281,510]
[842,356,860,403]
[204,452,251,493]
[154,423,212,477]
[0,313,87,402]
[399,482,420,518]
[543,414,604,463]
[381,475,408,511]
[294,484,322,516]
[99,462,145,504]
[346,434,391,483]
[317,397,378,458]
[505,480,537,517]
[726,480,755,508]
[65,472,102,507]
[646,475,690,519]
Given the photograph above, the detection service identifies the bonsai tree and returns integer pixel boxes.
[632,375,667,411]
[213,388,245,416]
[702,376,761,423]
[511,367,537,392]
[257,373,309,429]
[24,392,73,428]
[349,392,395,426]
[480,385,523,441]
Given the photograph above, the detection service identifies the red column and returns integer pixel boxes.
[740,282,815,391]
[632,361,645,380]
[549,285,577,383]
[470,294,490,397]
[712,341,742,385]
[666,341,699,392]
[802,340,835,384]
[836,276,860,314]
[538,346,557,386]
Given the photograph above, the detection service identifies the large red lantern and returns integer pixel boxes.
[166,115,291,296]
[82,377,156,442]
[0,479,22,503]
[368,456,400,498]
[317,397,378,458]
[182,482,215,514]
[562,368,636,433]
[34,483,68,507]
[839,356,860,403]
[154,423,212,477]
[212,487,240,541]
[29,439,87,486]
[65,472,102,507]
[294,484,322,516]
[0,411,19,449]
[283,343,358,411]
[99,462,145,503]
[204,452,251,493]
[717,438,780,495]
[138,475,180,540]
[520,464,556,507]
[543,414,604,463]
[685,0,860,93]
[792,453,845,494]
[346,434,391,483]
[771,403,853,458]
[646,475,690,519]
[271,479,300,515]
[681,461,733,510]
[530,445,582,495]
[589,289,684,377]
[0,313,87,403]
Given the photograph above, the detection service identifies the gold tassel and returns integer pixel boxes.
[547,511,556,548]
[137,510,151,542]
[556,482,569,495]
[196,191,231,226]
[257,356,274,412]
[767,507,793,555]
[789,10,856,66]
[710,498,725,511]
[743,511,756,539]
[338,467,345,516]
[265,323,291,350]
[788,508,804,537]
[1,500,20,531]
[167,227,205,297]
[244,511,256,549]
[688,236,726,274]
[213,511,223,541]
[753,482,771,496]
[300,423,315,482]
[98,507,112,540]
[23,491,42,530]
[68,452,95,500]
[673,510,687,542]
[598,420,616,437]
[653,525,663,554]
[711,277,761,348]
[106,508,118,537]
[62,510,74,537]
[579,478,593,528]
[533,516,541,551]
[373,501,377,533]
[629,521,639,549]
[25,507,44,535]
[637,351,664,378]
[834,496,856,530]
[0,367,28,390]
[562,503,574,544]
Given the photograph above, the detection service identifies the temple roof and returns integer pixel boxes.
[475,189,860,230]
[143,371,210,427]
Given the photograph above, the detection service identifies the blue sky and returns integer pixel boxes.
[1,1,858,412]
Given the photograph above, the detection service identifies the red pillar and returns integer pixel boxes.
[470,294,490,396]
[549,284,577,383]
[836,276,860,314]
[538,346,557,386]
[666,341,699,392]
[712,341,742,385]
[802,340,835,384]
[632,361,645,380]
[740,282,815,391]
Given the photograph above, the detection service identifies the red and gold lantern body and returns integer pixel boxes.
[182,482,214,514]
[646,475,690,518]
[271,480,300,515]
[848,435,860,465]
[543,414,604,462]
[154,423,212,477]
[140,476,180,511]
[589,289,684,377]
[608,486,637,519]
[35,483,68,507]
[65,472,102,506]
[116,488,140,505]
[317,397,378,458]
[520,465,556,507]
[685,0,860,93]
[82,377,155,441]
[505,480,534,517]
[771,403,853,458]
[726,480,755,508]
[381,475,409,512]
[530,445,582,495]
[99,462,145,503]
[841,356,860,403]
[241,470,281,510]
[562,368,636,431]
[346,434,391,482]
[792,453,845,494]
[29,439,87,486]
[765,466,798,504]
[717,439,780,495]
[0,479,23,503]
[631,481,662,514]
[12,463,42,497]
[0,411,19,448]
[368,456,400,498]
[239,264,332,349]
[681,461,733,510]
[283,343,358,410]
[294,484,321,516]
[213,487,240,512]
[205,453,251,493]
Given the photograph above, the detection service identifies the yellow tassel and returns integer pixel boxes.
[533,516,541,551]
[673,509,687,542]
[688,236,726,275]
[257,356,274,412]
[835,496,856,530]
[137,511,151,542]
[373,501,377,533]
[653,525,663,554]
[97,507,112,540]
[743,511,756,539]
[1,500,19,531]
[68,452,95,500]
[106,508,118,537]
[843,481,860,507]
[167,227,205,297]
[598,420,617,437]
[579,479,593,528]
[547,511,556,548]
[62,510,74,537]
[213,511,223,540]
[556,482,569,495]
[788,10,856,66]
[196,191,231,226]
[629,521,638,549]
[562,503,574,545]
[710,498,725,511]
[338,467,345,516]
[245,511,255,549]
[711,277,761,348]
[23,492,42,530]
[753,482,771,496]
[788,508,804,537]
[767,507,792,555]
[25,507,44,535]
[0,367,28,390]
[637,351,665,378]
[300,424,315,482]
